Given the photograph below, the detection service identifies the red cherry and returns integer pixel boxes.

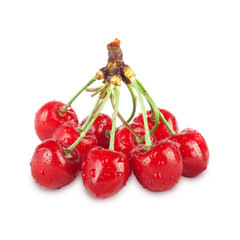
[30,139,80,189]
[130,140,183,192]
[168,128,209,178]
[52,121,98,168]
[34,101,78,141]
[80,113,112,149]
[114,123,157,157]
[133,108,178,140]
[82,147,131,198]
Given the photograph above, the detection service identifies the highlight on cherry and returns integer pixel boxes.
[30,39,209,199]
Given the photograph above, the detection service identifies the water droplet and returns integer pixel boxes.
[117,157,125,163]
[40,169,45,176]
[101,156,109,164]
[116,172,123,177]
[153,172,162,180]
[158,160,165,165]
[90,169,96,178]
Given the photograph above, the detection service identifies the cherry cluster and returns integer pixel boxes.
[30,39,209,198]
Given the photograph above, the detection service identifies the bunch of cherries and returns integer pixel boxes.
[31,39,209,198]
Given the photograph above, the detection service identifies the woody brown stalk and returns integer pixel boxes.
[96,39,131,85]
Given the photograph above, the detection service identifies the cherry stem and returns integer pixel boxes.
[66,84,115,153]
[59,78,96,114]
[126,84,137,121]
[109,86,120,151]
[79,94,102,131]
[110,93,141,140]
[136,79,175,135]
[116,84,137,130]
[135,81,159,136]
[130,77,152,147]
[91,82,108,97]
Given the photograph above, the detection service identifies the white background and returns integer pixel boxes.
[0,0,240,239]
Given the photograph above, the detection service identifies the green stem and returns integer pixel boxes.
[131,77,152,147]
[125,84,137,124]
[109,86,120,151]
[135,81,159,136]
[80,95,101,131]
[109,92,141,140]
[59,78,96,114]
[136,79,175,135]
[66,84,114,153]
[116,84,137,130]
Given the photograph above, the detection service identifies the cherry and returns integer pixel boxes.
[30,139,80,189]
[82,146,131,198]
[167,128,209,178]
[34,101,78,141]
[133,108,178,140]
[130,140,183,192]
[52,121,98,168]
[114,123,157,157]
[80,113,112,149]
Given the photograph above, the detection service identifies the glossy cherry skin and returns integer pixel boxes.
[82,147,131,198]
[35,101,78,141]
[52,121,98,168]
[114,123,157,157]
[167,128,209,178]
[133,108,178,140]
[130,140,183,192]
[80,113,112,149]
[30,139,80,189]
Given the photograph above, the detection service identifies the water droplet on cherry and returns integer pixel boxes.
[40,169,45,176]
[153,172,162,180]
[116,172,123,177]
[90,169,96,178]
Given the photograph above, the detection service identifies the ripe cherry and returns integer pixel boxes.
[30,139,80,189]
[34,101,78,141]
[82,147,131,198]
[133,108,178,140]
[80,113,112,149]
[168,128,209,178]
[130,140,183,192]
[52,121,98,168]
[114,123,157,157]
